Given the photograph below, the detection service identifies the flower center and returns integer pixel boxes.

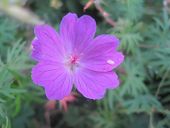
[70,55,78,64]
[65,54,80,72]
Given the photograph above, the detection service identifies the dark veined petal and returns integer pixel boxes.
[59,13,96,53]
[59,13,78,52]
[74,15,96,52]
[81,34,124,72]
[31,62,73,100]
[59,13,78,41]
[32,25,63,62]
[74,68,119,99]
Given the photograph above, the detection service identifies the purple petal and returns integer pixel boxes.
[32,25,63,62]
[59,13,78,52]
[74,68,119,99]
[81,35,124,72]
[31,62,73,100]
[59,13,96,53]
[60,13,77,40]
[32,39,41,61]
[74,15,96,52]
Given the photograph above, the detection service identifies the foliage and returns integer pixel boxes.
[0,0,170,128]
[0,17,19,56]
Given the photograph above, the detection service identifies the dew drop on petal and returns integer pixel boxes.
[107,59,115,65]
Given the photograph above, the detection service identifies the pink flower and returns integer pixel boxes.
[31,13,124,100]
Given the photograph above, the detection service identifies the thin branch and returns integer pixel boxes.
[83,0,94,12]
[84,0,116,27]
[139,44,160,49]
[149,111,154,128]
[155,68,170,97]
[94,2,116,27]
[148,68,170,128]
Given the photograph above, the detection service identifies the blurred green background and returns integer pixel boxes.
[0,0,170,128]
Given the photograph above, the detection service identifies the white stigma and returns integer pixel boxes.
[107,59,115,65]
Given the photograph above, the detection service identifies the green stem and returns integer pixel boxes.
[149,66,170,128]
[155,68,170,98]
[149,112,154,128]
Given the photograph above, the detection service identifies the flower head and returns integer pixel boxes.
[31,13,124,100]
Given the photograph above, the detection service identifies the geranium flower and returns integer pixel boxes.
[31,13,124,100]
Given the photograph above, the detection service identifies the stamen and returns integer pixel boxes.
[70,56,78,64]
[65,54,80,72]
